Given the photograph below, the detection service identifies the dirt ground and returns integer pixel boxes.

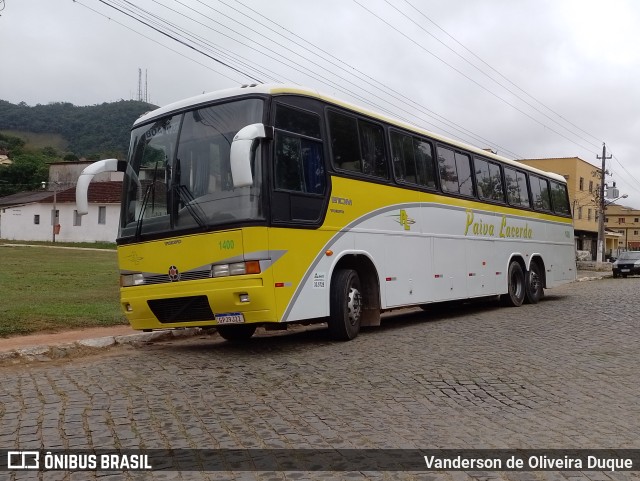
[0,325,137,352]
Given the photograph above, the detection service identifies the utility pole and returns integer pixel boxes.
[596,142,612,262]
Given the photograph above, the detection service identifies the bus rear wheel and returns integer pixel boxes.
[501,261,525,307]
[329,269,362,341]
[525,262,543,304]
[216,324,256,342]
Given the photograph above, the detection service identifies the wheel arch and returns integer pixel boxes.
[503,253,527,291]
[330,251,382,327]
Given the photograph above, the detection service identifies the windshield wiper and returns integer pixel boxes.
[135,182,155,239]
[174,184,207,228]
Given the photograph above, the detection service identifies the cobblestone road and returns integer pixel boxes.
[2,278,640,480]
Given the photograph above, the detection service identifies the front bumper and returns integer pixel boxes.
[120,275,277,330]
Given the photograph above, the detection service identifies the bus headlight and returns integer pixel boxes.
[229,262,246,275]
[212,264,230,277]
[121,273,144,287]
[211,261,261,278]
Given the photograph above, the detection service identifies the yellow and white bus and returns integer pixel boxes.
[76,84,575,341]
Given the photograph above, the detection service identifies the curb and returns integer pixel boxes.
[0,328,205,365]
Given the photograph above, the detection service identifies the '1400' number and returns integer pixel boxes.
[219,240,234,250]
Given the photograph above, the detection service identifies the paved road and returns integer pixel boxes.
[1,277,639,480]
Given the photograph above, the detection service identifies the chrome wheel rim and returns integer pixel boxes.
[347,286,362,326]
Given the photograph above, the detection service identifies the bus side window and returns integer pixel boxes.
[274,105,325,195]
[437,146,459,193]
[392,130,436,189]
[414,139,436,189]
[550,181,571,215]
[328,110,361,173]
[530,175,551,211]
[437,146,472,196]
[475,157,504,203]
[359,120,387,178]
[504,167,531,208]
[328,110,388,179]
[391,131,417,183]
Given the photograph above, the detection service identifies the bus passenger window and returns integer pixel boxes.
[328,111,361,173]
[275,134,325,194]
[274,105,325,195]
[504,167,531,208]
[530,175,551,211]
[437,146,472,196]
[359,120,387,178]
[475,158,504,202]
[437,146,459,193]
[391,131,415,183]
[329,110,388,178]
[415,139,436,188]
[392,131,436,188]
[550,181,571,214]
[456,152,473,196]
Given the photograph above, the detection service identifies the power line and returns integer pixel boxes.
[73,0,246,85]
[94,0,264,83]
[401,0,603,146]
[352,0,599,156]
[220,0,523,157]
[81,0,523,156]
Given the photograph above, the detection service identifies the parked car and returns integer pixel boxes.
[612,251,640,278]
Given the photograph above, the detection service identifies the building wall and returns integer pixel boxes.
[518,157,600,234]
[0,202,119,243]
[48,162,123,186]
[605,204,640,251]
[518,157,603,259]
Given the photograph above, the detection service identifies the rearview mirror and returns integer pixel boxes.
[230,123,268,188]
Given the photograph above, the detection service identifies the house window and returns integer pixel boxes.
[577,207,583,220]
[34,215,40,225]
[635,218,639,223]
[605,217,609,223]
[634,230,639,236]
[98,206,107,225]
[73,210,82,226]
[579,177,584,190]
[619,217,625,224]
[588,180,593,193]
[587,208,592,221]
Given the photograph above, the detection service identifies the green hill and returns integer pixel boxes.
[0,99,157,159]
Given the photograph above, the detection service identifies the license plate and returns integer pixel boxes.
[622,269,630,273]
[215,313,245,325]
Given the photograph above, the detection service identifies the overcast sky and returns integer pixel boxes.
[2,0,640,208]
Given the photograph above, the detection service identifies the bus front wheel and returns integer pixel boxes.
[329,269,362,341]
[501,261,525,307]
[216,324,256,342]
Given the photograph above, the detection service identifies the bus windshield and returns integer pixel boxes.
[119,98,264,239]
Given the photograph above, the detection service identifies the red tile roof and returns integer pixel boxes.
[0,182,122,207]
[55,181,123,203]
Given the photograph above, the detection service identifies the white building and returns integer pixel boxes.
[0,161,123,243]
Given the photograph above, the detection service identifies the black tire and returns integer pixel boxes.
[216,324,256,342]
[524,262,544,304]
[501,261,525,307]
[329,269,362,341]
[613,272,619,278]
[622,273,628,278]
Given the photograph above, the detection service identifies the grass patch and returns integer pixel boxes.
[0,245,126,337]
[0,130,69,151]
[0,240,116,250]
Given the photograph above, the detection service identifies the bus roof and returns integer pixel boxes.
[134,84,567,184]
